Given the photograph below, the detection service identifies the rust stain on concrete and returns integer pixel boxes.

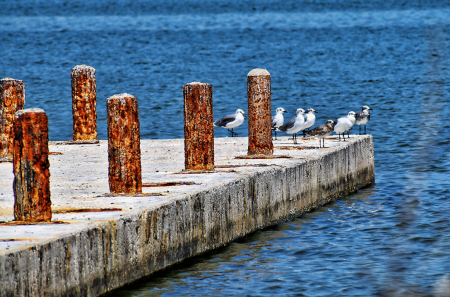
[143,181,197,187]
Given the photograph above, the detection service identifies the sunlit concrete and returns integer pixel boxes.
[0,135,374,297]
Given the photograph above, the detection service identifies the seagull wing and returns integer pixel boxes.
[214,114,236,127]
[306,124,325,136]
[355,111,363,121]
[278,116,296,132]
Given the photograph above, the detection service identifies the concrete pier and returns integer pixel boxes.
[0,135,375,297]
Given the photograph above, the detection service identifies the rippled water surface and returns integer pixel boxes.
[1,0,450,296]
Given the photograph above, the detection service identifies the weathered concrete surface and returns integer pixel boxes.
[0,135,375,297]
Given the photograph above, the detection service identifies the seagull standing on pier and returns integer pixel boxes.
[302,108,318,136]
[214,109,246,137]
[334,113,353,141]
[271,107,288,140]
[277,108,305,144]
[305,120,335,148]
[355,105,373,135]
[345,111,356,138]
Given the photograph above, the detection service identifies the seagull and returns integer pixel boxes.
[334,114,353,141]
[214,109,246,137]
[355,105,373,135]
[345,111,356,138]
[302,108,318,136]
[305,120,335,148]
[277,108,306,144]
[271,107,288,140]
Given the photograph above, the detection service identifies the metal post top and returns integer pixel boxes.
[72,65,95,71]
[15,108,45,116]
[1,77,24,84]
[185,81,211,86]
[107,93,135,100]
[247,68,270,76]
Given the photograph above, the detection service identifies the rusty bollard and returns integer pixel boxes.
[13,108,51,222]
[0,78,25,161]
[107,94,142,194]
[183,82,214,171]
[71,65,98,141]
[247,68,273,155]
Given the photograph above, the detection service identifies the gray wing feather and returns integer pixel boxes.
[278,117,296,132]
[214,114,236,127]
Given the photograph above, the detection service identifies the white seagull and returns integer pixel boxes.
[302,108,318,136]
[355,105,373,135]
[334,113,353,141]
[305,120,335,148]
[277,108,306,144]
[271,107,288,140]
[214,109,246,137]
[345,111,356,138]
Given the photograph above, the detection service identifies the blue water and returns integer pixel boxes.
[2,1,450,296]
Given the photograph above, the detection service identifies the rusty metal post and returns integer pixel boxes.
[0,78,25,161]
[71,65,98,141]
[247,68,273,155]
[183,82,214,171]
[13,108,51,222]
[107,94,142,194]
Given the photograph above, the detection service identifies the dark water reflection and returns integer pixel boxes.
[1,0,450,296]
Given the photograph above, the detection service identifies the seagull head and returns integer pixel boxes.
[296,108,305,115]
[306,108,318,114]
[326,119,335,126]
[362,105,373,111]
[236,109,247,118]
[348,111,356,117]
[276,107,287,114]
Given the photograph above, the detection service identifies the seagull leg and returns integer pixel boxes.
[364,125,367,135]
[228,128,238,137]
[359,125,362,135]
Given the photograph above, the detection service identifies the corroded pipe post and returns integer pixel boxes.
[13,108,51,222]
[0,78,25,160]
[183,82,214,171]
[71,65,98,141]
[107,94,142,194]
[247,68,273,155]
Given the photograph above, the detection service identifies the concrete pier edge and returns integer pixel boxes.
[0,136,375,297]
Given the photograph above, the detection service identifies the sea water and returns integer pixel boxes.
[1,0,450,295]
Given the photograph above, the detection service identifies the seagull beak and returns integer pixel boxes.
[369,108,373,110]
[315,110,319,113]
[283,110,288,113]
